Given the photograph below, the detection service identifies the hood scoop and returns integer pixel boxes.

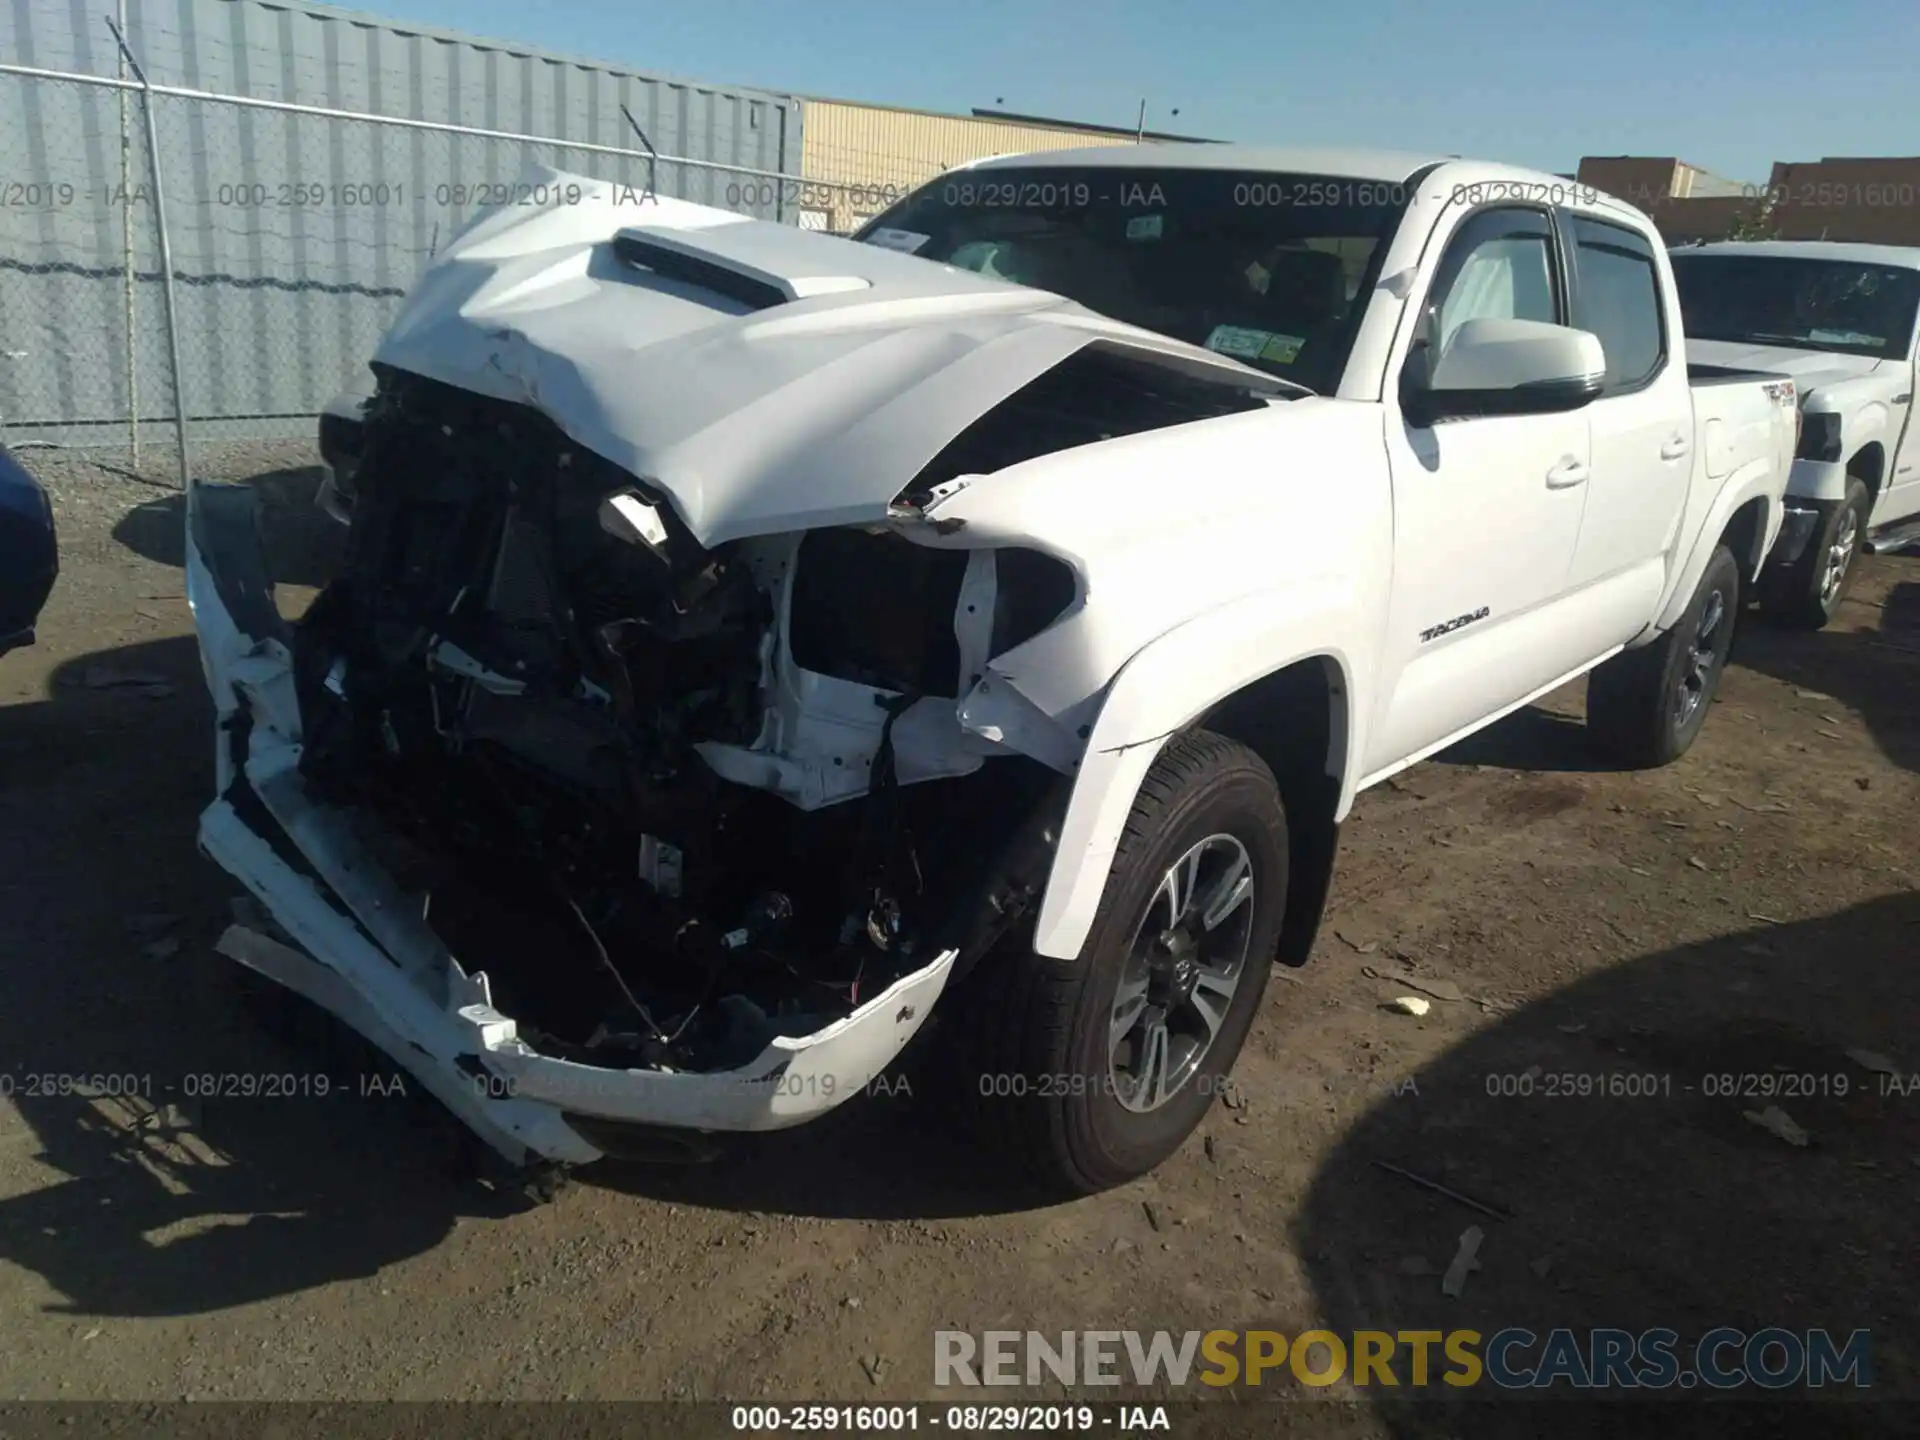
[612,228,872,311]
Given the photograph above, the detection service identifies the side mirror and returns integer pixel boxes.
[1406,318,1607,425]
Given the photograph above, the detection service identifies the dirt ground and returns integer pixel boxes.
[1,446,1916,1432]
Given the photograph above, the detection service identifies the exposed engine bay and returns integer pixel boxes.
[287,366,1099,1075]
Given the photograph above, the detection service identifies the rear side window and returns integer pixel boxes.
[1570,217,1666,391]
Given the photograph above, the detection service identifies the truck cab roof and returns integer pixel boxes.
[1679,239,1920,269]
[957,145,1652,224]
[961,144,1452,182]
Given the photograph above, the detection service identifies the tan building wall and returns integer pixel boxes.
[1578,153,1920,248]
[1578,156,1691,207]
[799,99,1145,232]
[1577,155,1772,246]
[1577,156,1750,206]
[1765,157,1920,247]
[1643,194,1769,246]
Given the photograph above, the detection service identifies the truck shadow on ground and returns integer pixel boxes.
[1731,580,1920,775]
[109,466,344,588]
[1425,692,1623,775]
[1291,891,1918,1433]
[1429,574,1920,780]
[0,636,526,1319]
[582,1055,1040,1218]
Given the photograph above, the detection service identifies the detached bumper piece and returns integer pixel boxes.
[1769,502,1823,568]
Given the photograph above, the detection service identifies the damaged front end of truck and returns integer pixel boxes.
[186,168,1285,1169]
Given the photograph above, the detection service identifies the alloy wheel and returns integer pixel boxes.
[1820,507,1860,609]
[1108,833,1257,1114]
[1674,586,1728,728]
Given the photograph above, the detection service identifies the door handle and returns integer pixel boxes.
[1660,435,1691,461]
[1546,457,1589,489]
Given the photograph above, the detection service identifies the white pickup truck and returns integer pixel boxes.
[188,146,1796,1195]
[1671,240,1920,626]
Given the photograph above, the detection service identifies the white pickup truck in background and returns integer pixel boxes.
[1671,241,1920,626]
[192,148,1797,1195]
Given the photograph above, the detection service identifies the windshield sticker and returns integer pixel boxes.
[1204,325,1275,360]
[1807,328,1883,347]
[1259,332,1307,364]
[864,228,930,254]
[1125,214,1164,241]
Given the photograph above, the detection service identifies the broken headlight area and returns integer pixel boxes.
[287,370,1074,1079]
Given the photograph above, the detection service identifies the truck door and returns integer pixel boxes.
[1562,212,1692,631]
[1367,203,1592,775]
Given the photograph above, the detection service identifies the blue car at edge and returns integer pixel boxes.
[0,444,58,657]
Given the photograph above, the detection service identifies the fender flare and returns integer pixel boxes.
[1790,403,1895,503]
[1841,403,1896,464]
[1029,589,1368,961]
[1648,459,1781,637]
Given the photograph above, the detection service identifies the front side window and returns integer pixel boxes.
[1428,210,1559,342]
[1403,207,1560,392]
[854,168,1414,394]
[1670,254,1920,361]
[1570,217,1666,390]
[1436,236,1557,346]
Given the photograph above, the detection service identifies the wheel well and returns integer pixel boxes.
[1197,657,1346,968]
[1721,496,1770,583]
[1848,444,1885,504]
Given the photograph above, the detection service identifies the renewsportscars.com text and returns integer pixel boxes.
[934,1328,1873,1391]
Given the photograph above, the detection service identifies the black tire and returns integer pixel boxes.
[1759,480,1870,629]
[1587,544,1741,768]
[938,729,1288,1195]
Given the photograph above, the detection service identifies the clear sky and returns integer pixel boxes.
[344,0,1913,184]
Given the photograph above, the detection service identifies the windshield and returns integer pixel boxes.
[1670,254,1920,361]
[853,167,1414,393]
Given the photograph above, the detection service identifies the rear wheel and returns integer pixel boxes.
[1587,544,1741,768]
[1759,479,1869,629]
[938,730,1288,1195]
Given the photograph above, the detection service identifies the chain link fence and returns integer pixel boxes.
[0,64,185,470]
[1,21,933,484]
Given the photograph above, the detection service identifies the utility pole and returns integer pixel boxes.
[1134,102,1181,143]
[118,0,138,466]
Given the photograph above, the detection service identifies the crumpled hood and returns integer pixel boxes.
[373,164,1288,546]
[1688,339,1887,396]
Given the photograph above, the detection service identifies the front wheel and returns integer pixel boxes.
[938,730,1288,1195]
[1759,480,1869,629]
[1587,544,1741,768]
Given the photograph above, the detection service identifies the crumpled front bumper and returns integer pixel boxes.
[1783,457,1856,507]
[184,483,953,1168]
[1768,502,1824,569]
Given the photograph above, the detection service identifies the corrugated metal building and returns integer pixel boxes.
[0,0,803,443]
[798,99,1214,233]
